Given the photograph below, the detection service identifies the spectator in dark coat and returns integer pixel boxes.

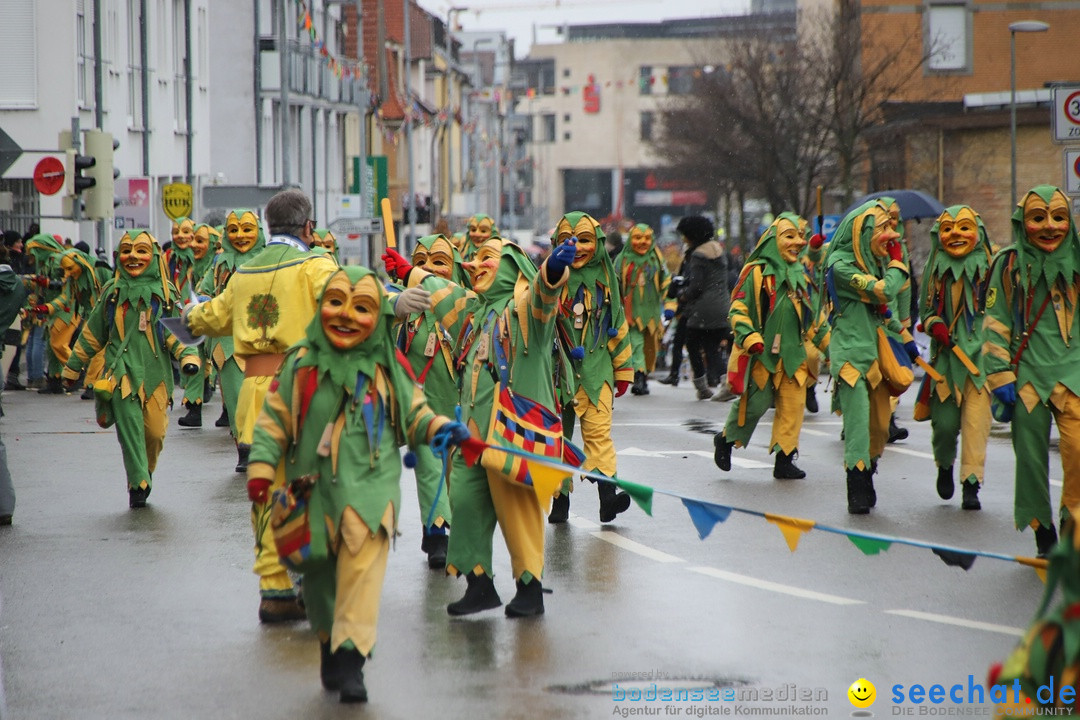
[676,215,732,400]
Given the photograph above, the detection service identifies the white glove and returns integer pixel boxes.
[394,286,432,319]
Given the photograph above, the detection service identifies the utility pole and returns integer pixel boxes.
[403,0,417,248]
[355,0,369,216]
[93,0,105,252]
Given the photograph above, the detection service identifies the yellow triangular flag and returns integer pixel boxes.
[529,464,572,513]
[1015,556,1048,583]
[764,513,816,553]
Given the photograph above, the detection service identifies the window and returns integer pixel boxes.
[197,7,208,88]
[563,131,571,141]
[0,0,37,107]
[77,3,89,106]
[173,0,188,132]
[640,111,654,142]
[563,113,571,123]
[639,66,653,95]
[127,0,143,127]
[926,4,969,72]
[562,68,570,78]
[540,113,555,142]
[667,66,697,95]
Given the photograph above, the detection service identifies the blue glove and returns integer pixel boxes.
[904,341,920,362]
[545,238,577,281]
[993,383,1017,406]
[433,421,471,448]
[663,308,676,321]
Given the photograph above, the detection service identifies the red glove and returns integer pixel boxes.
[33,275,49,288]
[615,379,630,397]
[809,234,825,250]
[748,342,765,355]
[382,247,414,280]
[886,240,904,263]
[33,304,49,316]
[247,477,272,503]
[929,322,950,346]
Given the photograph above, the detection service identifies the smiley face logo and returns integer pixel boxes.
[848,678,876,708]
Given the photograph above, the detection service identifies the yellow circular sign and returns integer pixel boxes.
[848,678,876,708]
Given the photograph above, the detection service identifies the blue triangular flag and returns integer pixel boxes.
[681,498,732,540]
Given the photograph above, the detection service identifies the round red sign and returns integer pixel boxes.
[33,157,66,196]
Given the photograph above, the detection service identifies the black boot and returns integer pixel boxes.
[128,486,148,508]
[505,577,545,618]
[657,371,679,387]
[80,386,93,400]
[215,406,230,428]
[320,641,342,691]
[38,376,63,394]
[547,493,570,524]
[178,402,203,428]
[597,480,631,523]
[773,449,806,480]
[805,384,819,413]
[887,414,908,443]
[1035,523,1058,558]
[936,465,954,500]
[203,377,215,401]
[447,572,502,616]
[961,480,981,510]
[335,648,368,703]
[630,370,649,395]
[713,433,732,472]
[421,530,448,569]
[235,444,250,473]
[692,376,713,400]
[846,467,871,515]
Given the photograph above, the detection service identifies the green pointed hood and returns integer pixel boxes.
[747,212,808,290]
[923,205,993,310]
[824,200,887,275]
[414,233,466,285]
[615,223,665,270]
[551,211,616,296]
[219,208,266,270]
[110,230,176,311]
[24,233,65,275]
[1011,185,1080,288]
[475,238,537,309]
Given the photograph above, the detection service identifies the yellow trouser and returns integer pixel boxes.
[48,315,79,370]
[571,384,616,476]
[929,378,990,484]
[330,509,391,654]
[113,387,169,490]
[236,374,275,446]
[251,456,293,594]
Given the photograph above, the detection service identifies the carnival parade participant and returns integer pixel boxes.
[614,223,673,397]
[548,211,634,524]
[175,222,219,428]
[247,265,469,703]
[185,190,338,623]
[310,227,339,262]
[196,208,266,437]
[395,234,461,568]
[983,185,1080,557]
[820,201,916,514]
[61,230,200,508]
[23,234,70,395]
[917,205,993,510]
[881,197,914,444]
[383,234,571,617]
[48,247,106,399]
[461,213,498,263]
[713,212,826,480]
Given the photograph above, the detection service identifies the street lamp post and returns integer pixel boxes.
[1010,20,1050,207]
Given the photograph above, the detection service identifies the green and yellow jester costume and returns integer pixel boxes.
[918,205,993,509]
[460,213,499,264]
[820,201,915,514]
[982,185,1080,557]
[248,265,462,703]
[310,227,339,262]
[550,212,634,524]
[45,247,106,392]
[713,213,827,480]
[614,223,673,396]
[61,231,199,508]
[196,208,266,437]
[24,234,71,393]
[176,222,219,426]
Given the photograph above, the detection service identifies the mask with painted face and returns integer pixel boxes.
[1024,190,1072,254]
[467,215,496,248]
[174,218,195,250]
[191,225,212,261]
[226,211,261,254]
[629,225,654,255]
[60,253,83,280]
[938,207,980,258]
[118,233,156,277]
[311,229,337,255]
[775,218,807,264]
[462,239,502,294]
[319,272,382,350]
[870,209,900,258]
[554,215,599,269]
[412,236,456,280]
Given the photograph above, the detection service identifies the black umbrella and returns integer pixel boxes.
[842,189,947,222]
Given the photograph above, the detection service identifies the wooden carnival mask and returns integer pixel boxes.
[320,272,382,350]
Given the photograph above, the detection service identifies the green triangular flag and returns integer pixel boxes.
[614,476,653,516]
[848,535,892,555]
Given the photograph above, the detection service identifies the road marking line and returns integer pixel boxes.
[687,566,864,605]
[1051,478,1062,488]
[591,531,685,563]
[612,422,691,427]
[885,446,936,459]
[799,428,834,438]
[568,515,600,530]
[884,609,1024,637]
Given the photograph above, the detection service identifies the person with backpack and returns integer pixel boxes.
[676,216,732,400]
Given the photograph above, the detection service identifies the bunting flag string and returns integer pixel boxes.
[454,436,1049,581]
[293,0,368,81]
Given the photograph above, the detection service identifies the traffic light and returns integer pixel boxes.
[83,129,118,221]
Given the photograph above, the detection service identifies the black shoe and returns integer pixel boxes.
[773,449,806,480]
[657,373,679,387]
[235,444,250,473]
[1035,523,1058,558]
[936,465,954,500]
[215,406,230,428]
[713,433,732,472]
[38,377,63,394]
[320,641,342,691]
[178,402,203,428]
[887,415,908,443]
[547,493,569,524]
[80,386,93,400]
[203,378,215,401]
[598,480,631,523]
[961,480,981,510]
[447,572,502,616]
[630,370,649,395]
[128,486,148,508]
[335,648,368,703]
[258,595,306,623]
[505,577,545,618]
[846,468,871,515]
[422,532,448,569]
[805,385,819,413]
[4,379,25,391]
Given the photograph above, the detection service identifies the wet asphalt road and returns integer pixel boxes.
[0,375,1052,719]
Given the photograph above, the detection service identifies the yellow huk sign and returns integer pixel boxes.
[162,183,193,220]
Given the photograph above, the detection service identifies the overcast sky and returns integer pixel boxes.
[415,0,752,56]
